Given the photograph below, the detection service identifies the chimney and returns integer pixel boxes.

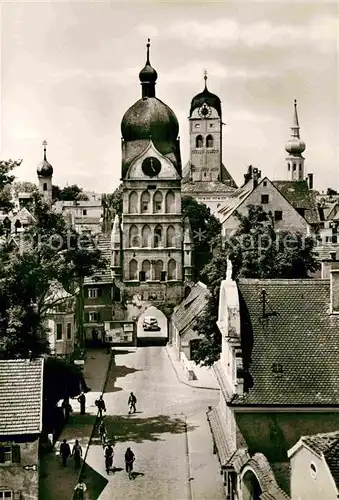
[330,269,339,313]
[253,168,259,188]
[307,173,313,190]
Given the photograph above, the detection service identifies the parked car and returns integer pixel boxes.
[142,316,160,331]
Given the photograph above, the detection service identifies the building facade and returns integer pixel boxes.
[111,41,192,309]
[182,73,237,213]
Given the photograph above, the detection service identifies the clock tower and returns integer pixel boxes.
[114,40,192,305]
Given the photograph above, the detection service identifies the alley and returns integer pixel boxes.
[85,346,223,500]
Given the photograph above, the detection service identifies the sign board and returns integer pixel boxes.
[104,321,136,346]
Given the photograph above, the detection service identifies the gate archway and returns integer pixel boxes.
[137,306,168,344]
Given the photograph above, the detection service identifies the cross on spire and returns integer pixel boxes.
[204,69,208,88]
[146,38,150,64]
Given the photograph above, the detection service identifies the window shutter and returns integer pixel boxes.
[12,444,21,463]
[0,445,5,463]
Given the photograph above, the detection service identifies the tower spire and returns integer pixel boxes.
[146,38,150,65]
[291,99,300,138]
[139,38,158,98]
[203,69,208,89]
[42,139,47,161]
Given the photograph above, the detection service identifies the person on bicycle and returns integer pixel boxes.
[128,392,137,414]
[98,419,107,446]
[125,447,135,476]
[104,443,114,475]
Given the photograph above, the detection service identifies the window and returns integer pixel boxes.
[195,135,203,148]
[129,191,138,214]
[154,225,162,248]
[0,443,20,464]
[167,225,176,247]
[261,194,269,204]
[129,260,138,280]
[142,225,151,247]
[154,260,163,281]
[83,209,87,216]
[288,164,291,171]
[209,123,214,128]
[0,492,12,499]
[43,183,47,191]
[129,225,139,247]
[160,271,167,281]
[141,260,151,280]
[274,210,283,221]
[332,235,338,244]
[206,134,214,148]
[165,191,175,213]
[263,181,267,187]
[88,288,98,298]
[153,191,163,213]
[310,463,317,479]
[140,191,150,213]
[66,323,72,340]
[194,123,200,129]
[293,163,296,171]
[89,312,98,322]
[56,323,63,341]
[168,259,176,280]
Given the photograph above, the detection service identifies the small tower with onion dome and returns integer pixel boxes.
[285,100,306,181]
[37,140,53,205]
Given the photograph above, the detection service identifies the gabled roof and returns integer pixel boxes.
[0,358,44,435]
[230,279,339,406]
[10,206,36,225]
[215,178,257,223]
[290,431,339,490]
[172,282,209,333]
[272,180,320,225]
[84,233,111,284]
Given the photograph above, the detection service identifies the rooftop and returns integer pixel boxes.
[172,282,209,333]
[84,233,111,284]
[272,180,320,225]
[230,279,339,406]
[0,358,44,435]
[301,431,339,489]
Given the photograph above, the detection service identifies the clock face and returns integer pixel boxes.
[198,104,212,118]
[142,157,161,177]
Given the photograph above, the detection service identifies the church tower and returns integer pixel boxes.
[285,99,306,181]
[37,140,53,205]
[188,72,223,182]
[118,40,187,301]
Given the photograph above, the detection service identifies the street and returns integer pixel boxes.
[85,346,221,500]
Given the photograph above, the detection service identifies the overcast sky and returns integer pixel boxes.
[1,1,338,194]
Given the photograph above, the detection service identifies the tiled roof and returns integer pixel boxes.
[75,217,102,225]
[273,181,320,225]
[302,431,339,489]
[10,207,36,225]
[172,282,209,333]
[215,180,254,223]
[0,358,44,435]
[230,279,339,406]
[182,181,236,194]
[314,243,339,261]
[84,233,111,284]
[207,405,233,466]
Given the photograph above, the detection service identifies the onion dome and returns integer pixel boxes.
[121,39,181,178]
[37,140,53,177]
[190,71,221,117]
[285,99,306,155]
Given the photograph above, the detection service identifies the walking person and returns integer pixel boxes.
[98,418,107,447]
[74,476,87,500]
[78,392,86,415]
[72,439,82,469]
[128,392,137,414]
[59,439,71,467]
[104,443,114,475]
[124,447,135,479]
[95,395,106,418]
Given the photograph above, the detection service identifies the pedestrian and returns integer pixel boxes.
[98,418,107,446]
[128,392,137,414]
[104,443,114,475]
[59,439,71,467]
[95,395,106,417]
[72,439,82,469]
[124,447,135,478]
[61,398,71,422]
[74,476,87,500]
[78,392,86,415]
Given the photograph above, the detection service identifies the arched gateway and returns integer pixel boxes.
[137,306,168,343]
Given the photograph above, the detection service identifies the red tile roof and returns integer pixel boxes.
[0,358,44,435]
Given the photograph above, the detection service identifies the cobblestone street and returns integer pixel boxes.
[85,346,225,500]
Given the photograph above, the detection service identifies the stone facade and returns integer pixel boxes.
[0,438,40,500]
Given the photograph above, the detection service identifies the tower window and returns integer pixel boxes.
[274,210,283,221]
[209,123,214,128]
[299,165,302,171]
[263,181,267,187]
[83,209,87,216]
[43,183,48,191]
[288,164,291,171]
[261,194,269,204]
[293,163,296,171]
[206,135,214,148]
[194,124,201,129]
[196,135,203,148]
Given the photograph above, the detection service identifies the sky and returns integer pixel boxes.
[1,0,338,194]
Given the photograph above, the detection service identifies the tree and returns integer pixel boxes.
[52,184,89,202]
[12,181,37,196]
[182,196,221,279]
[0,159,22,211]
[191,205,320,366]
[0,192,107,358]
[327,187,338,196]
[104,183,123,216]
